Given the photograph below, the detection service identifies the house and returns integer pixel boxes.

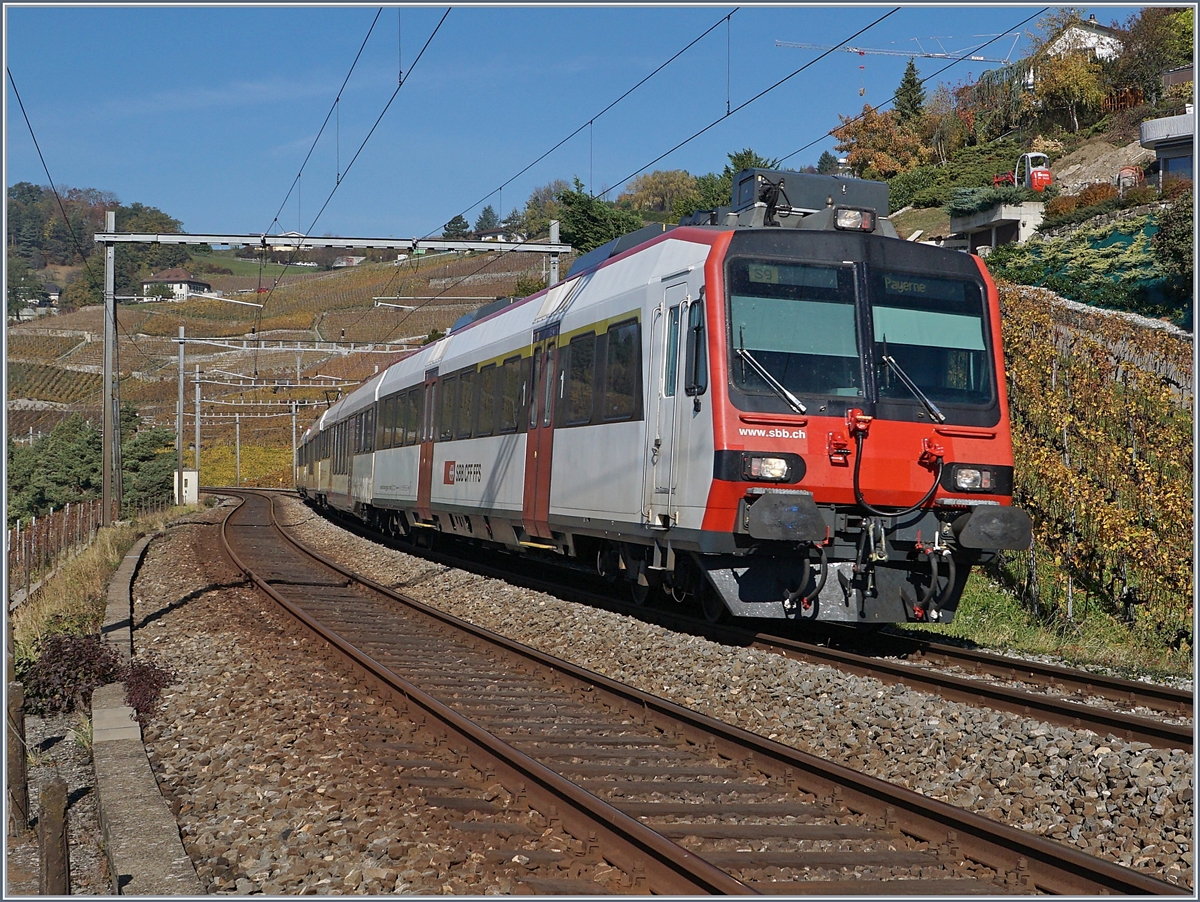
[42,283,61,304]
[475,227,510,242]
[333,255,366,268]
[1140,112,1194,190]
[949,202,1045,255]
[1045,14,1123,62]
[268,231,312,253]
[141,269,211,300]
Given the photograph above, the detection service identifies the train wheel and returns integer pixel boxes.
[630,580,653,606]
[699,582,729,624]
[596,542,621,584]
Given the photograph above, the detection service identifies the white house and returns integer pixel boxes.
[1045,14,1124,62]
[141,269,211,301]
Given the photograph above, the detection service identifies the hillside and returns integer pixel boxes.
[6,249,560,477]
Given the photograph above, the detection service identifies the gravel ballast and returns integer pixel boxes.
[120,496,1192,892]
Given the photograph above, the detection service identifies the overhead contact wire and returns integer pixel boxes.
[251,8,450,372]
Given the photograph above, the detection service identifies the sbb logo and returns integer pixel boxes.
[443,461,483,485]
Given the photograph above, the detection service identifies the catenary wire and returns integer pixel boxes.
[250,8,451,372]
[375,7,901,342]
[265,8,383,237]
[344,8,742,345]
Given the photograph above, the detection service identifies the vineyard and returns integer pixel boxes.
[8,363,102,404]
[993,284,1193,649]
[6,334,85,361]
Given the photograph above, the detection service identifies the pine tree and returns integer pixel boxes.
[474,205,499,233]
[894,58,926,124]
[816,150,840,174]
[442,214,470,238]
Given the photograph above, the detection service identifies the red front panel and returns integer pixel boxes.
[700,242,1015,533]
[416,379,436,521]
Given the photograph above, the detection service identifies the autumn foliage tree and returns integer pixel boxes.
[833,105,932,180]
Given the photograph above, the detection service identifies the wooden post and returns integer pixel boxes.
[7,682,28,835]
[39,775,69,894]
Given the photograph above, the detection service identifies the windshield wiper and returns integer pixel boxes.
[736,339,807,415]
[881,354,946,423]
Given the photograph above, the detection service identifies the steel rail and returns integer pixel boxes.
[300,498,1193,753]
[217,490,750,896]
[833,626,1195,717]
[251,490,1186,897]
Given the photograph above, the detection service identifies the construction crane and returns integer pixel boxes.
[775,33,1021,65]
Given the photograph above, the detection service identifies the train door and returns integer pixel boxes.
[416,370,438,521]
[644,282,688,527]
[521,324,560,540]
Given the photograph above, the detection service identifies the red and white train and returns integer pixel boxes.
[297,169,1031,624]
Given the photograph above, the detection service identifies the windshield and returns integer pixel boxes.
[870,270,993,407]
[727,260,863,399]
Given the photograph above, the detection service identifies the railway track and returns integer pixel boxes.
[217,489,1182,895]
[298,494,1192,753]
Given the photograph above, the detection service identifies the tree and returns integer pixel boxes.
[816,150,840,174]
[7,257,47,320]
[894,58,926,124]
[833,105,933,179]
[1034,49,1106,132]
[555,177,643,254]
[617,170,697,213]
[60,264,104,308]
[501,207,525,240]
[513,275,546,297]
[120,407,175,515]
[474,205,499,233]
[442,214,470,238]
[693,148,782,211]
[1116,7,1195,105]
[522,179,570,239]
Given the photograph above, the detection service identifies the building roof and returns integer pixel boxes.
[143,268,206,284]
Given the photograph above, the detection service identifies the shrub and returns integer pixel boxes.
[910,185,951,208]
[945,185,1033,217]
[1122,185,1158,206]
[124,655,176,727]
[1163,177,1192,201]
[16,633,124,716]
[1044,195,1080,217]
[1077,182,1119,207]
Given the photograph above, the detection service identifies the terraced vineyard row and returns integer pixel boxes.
[6,334,84,360]
[9,363,102,404]
[994,284,1193,644]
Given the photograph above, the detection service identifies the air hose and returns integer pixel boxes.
[852,430,943,518]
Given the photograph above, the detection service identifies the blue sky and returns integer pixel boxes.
[5,4,1144,241]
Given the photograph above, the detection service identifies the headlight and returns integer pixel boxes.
[834,207,875,232]
[954,467,994,491]
[745,456,790,481]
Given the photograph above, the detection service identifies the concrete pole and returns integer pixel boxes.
[194,364,201,483]
[549,219,560,287]
[102,211,116,526]
[176,326,185,505]
[235,414,241,487]
[292,402,297,477]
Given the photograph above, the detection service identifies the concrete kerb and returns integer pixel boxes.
[93,533,204,895]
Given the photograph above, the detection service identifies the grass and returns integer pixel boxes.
[10,506,193,657]
[890,206,953,240]
[897,572,1194,682]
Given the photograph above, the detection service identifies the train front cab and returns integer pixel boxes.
[695,225,1032,624]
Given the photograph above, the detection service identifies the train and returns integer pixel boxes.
[296,168,1032,625]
